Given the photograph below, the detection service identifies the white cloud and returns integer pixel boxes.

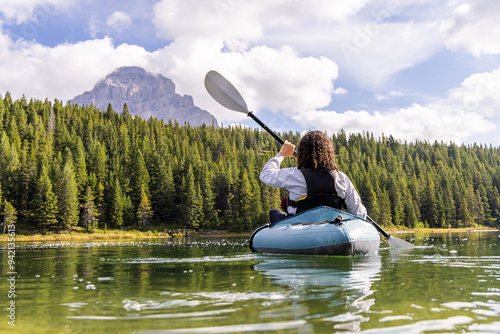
[447,67,500,117]
[152,0,264,51]
[333,87,348,96]
[440,0,500,56]
[106,11,132,31]
[292,66,500,144]
[0,0,74,25]
[292,104,495,144]
[0,0,499,145]
[242,6,444,88]
[334,21,442,87]
[150,39,339,122]
[279,0,371,22]
[0,36,151,102]
[375,90,404,101]
[152,0,444,90]
[237,46,339,115]
[152,0,372,51]
[87,16,99,38]
[0,31,340,123]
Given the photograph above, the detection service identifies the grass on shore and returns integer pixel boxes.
[0,227,191,242]
[389,227,499,234]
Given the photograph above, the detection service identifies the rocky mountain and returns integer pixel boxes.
[71,66,218,127]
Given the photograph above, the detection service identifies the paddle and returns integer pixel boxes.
[204,70,296,156]
[367,216,413,248]
[204,70,412,249]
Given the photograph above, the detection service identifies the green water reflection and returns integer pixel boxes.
[1,232,499,333]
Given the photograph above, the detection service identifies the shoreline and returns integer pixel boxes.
[0,227,498,243]
[388,227,499,234]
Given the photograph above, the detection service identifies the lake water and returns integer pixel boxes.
[1,232,499,333]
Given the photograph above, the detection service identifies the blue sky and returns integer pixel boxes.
[1,0,500,146]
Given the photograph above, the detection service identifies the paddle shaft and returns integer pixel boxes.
[247,112,297,157]
[367,215,390,239]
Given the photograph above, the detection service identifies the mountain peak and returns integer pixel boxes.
[71,67,218,127]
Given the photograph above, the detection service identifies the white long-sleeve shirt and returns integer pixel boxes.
[259,154,367,219]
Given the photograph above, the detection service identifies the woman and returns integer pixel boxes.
[259,130,366,222]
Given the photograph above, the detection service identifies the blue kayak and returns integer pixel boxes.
[249,206,380,255]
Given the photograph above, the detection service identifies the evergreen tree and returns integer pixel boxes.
[237,169,253,230]
[213,161,234,227]
[420,171,438,228]
[180,164,203,229]
[0,132,20,201]
[378,189,392,226]
[7,115,21,151]
[473,188,486,225]
[18,140,36,224]
[455,181,474,227]
[489,187,500,225]
[137,186,153,227]
[359,174,378,221]
[162,162,178,223]
[2,200,16,234]
[403,199,418,229]
[89,137,107,186]
[94,179,105,228]
[32,156,58,231]
[441,174,456,227]
[200,162,217,228]
[109,177,124,227]
[130,148,150,210]
[82,186,98,232]
[73,138,88,200]
[118,122,131,188]
[0,97,5,129]
[122,103,131,119]
[0,186,3,233]
[150,155,168,222]
[478,183,491,220]
[122,194,135,226]
[387,175,404,226]
[250,175,264,226]
[56,159,79,229]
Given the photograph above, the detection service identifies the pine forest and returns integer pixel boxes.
[1,92,500,234]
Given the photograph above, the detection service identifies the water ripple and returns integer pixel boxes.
[359,316,473,333]
[135,320,308,333]
[66,309,237,321]
[122,254,256,264]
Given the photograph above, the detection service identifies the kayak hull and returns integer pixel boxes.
[249,206,380,256]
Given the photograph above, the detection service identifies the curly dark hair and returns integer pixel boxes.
[296,131,338,172]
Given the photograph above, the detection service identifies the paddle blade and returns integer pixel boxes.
[388,236,414,249]
[204,70,249,113]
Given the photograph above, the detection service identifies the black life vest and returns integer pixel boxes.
[293,168,346,213]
